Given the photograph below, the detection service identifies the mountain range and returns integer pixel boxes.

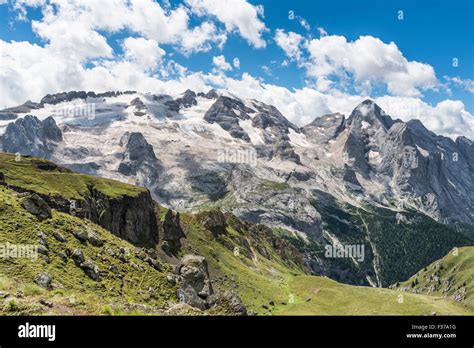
[0,89,473,291]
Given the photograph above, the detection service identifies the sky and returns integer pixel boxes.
[0,0,473,139]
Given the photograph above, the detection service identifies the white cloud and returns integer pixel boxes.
[32,19,114,61]
[376,96,474,140]
[293,15,310,31]
[317,27,328,37]
[212,55,232,72]
[444,76,474,93]
[24,0,228,57]
[185,0,267,48]
[304,35,438,97]
[2,1,472,141]
[11,0,46,20]
[233,57,240,69]
[179,21,227,54]
[122,37,165,70]
[274,29,304,62]
[0,40,86,107]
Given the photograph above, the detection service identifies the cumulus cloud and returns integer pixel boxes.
[25,0,228,56]
[212,55,232,72]
[274,33,439,98]
[444,76,474,93]
[1,0,472,141]
[0,40,86,107]
[122,37,165,70]
[376,96,474,140]
[32,19,114,61]
[11,0,46,20]
[305,35,438,97]
[179,21,227,54]
[317,27,328,37]
[274,29,304,62]
[185,0,267,48]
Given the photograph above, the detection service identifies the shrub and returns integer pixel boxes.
[102,304,113,315]
[6,298,18,312]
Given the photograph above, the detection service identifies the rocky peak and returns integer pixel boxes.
[456,136,474,167]
[0,100,43,121]
[160,209,185,255]
[121,132,157,162]
[302,112,346,143]
[40,90,136,105]
[164,89,197,112]
[348,99,394,131]
[203,96,255,142]
[1,115,62,158]
[178,89,198,108]
[251,101,299,134]
[118,132,163,187]
[197,89,219,99]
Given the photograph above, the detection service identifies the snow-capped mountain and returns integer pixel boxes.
[1,89,473,286]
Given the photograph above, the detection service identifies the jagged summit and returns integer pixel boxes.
[0,90,473,289]
[348,99,395,130]
[0,90,473,229]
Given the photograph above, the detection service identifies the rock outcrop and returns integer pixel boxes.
[21,194,52,221]
[1,115,62,159]
[40,90,136,105]
[81,184,159,247]
[204,96,254,142]
[174,254,247,314]
[118,132,163,188]
[176,254,213,310]
[0,100,43,121]
[160,209,185,254]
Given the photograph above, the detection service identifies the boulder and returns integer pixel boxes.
[201,210,227,236]
[72,230,88,243]
[80,260,101,281]
[21,194,52,220]
[53,231,66,243]
[71,249,85,266]
[87,231,104,247]
[208,291,247,315]
[34,272,52,289]
[176,254,213,310]
[160,210,185,254]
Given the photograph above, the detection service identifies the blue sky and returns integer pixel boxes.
[0,0,473,138]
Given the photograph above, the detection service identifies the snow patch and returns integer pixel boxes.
[239,119,264,145]
[416,145,429,157]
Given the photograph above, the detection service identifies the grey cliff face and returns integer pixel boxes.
[2,90,473,288]
[302,112,345,143]
[204,95,255,142]
[1,115,62,158]
[118,132,163,188]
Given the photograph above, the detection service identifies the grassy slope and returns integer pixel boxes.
[0,153,145,199]
[0,186,178,315]
[180,214,471,315]
[0,152,471,315]
[395,246,474,311]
